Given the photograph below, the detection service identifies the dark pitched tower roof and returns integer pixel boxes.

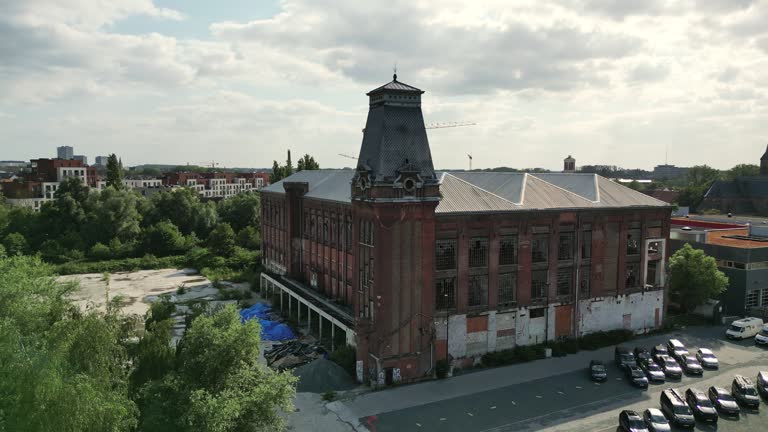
[355,75,437,184]
[761,144,768,161]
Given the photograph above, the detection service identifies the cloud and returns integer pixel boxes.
[627,62,670,83]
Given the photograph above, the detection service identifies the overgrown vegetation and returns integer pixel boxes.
[0,180,263,279]
[0,255,297,431]
[329,345,357,378]
[481,329,634,368]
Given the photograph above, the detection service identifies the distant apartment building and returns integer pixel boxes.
[73,155,88,165]
[56,146,74,160]
[653,164,689,180]
[0,160,28,168]
[95,156,109,167]
[164,171,270,199]
[2,158,91,211]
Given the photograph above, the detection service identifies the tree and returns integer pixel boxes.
[726,163,760,180]
[0,256,138,431]
[270,161,285,183]
[87,187,143,245]
[669,243,728,311]
[207,223,236,256]
[296,154,320,172]
[136,306,297,432]
[236,226,261,250]
[678,165,721,210]
[217,193,260,232]
[146,188,218,236]
[142,221,186,256]
[106,153,125,190]
[3,232,28,256]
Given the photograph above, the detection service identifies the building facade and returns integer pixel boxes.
[164,171,270,199]
[670,218,768,317]
[260,76,672,384]
[700,145,768,216]
[56,145,74,160]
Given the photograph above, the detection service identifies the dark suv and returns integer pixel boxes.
[638,358,665,383]
[656,355,682,379]
[660,388,695,428]
[685,388,718,423]
[615,346,635,370]
[708,385,740,416]
[732,375,760,408]
[758,371,768,397]
[634,347,651,364]
[619,409,649,432]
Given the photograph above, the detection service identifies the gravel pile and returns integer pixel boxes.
[292,359,356,393]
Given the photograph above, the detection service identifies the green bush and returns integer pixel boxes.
[578,329,633,351]
[321,390,336,402]
[435,359,450,379]
[145,298,176,327]
[329,345,356,377]
[89,242,112,260]
[53,255,186,275]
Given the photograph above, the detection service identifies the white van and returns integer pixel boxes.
[755,324,768,345]
[726,317,764,340]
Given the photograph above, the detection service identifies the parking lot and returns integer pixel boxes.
[360,326,768,432]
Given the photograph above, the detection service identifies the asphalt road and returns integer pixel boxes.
[363,330,768,432]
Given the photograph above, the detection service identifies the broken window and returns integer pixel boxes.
[435,239,457,270]
[580,265,591,298]
[468,274,488,307]
[627,228,641,255]
[498,273,516,307]
[558,232,574,261]
[626,262,641,289]
[531,270,548,299]
[557,268,573,296]
[469,237,489,268]
[532,234,549,263]
[435,277,456,310]
[582,229,592,259]
[499,235,518,265]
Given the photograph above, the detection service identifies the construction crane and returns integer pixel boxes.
[425,121,476,130]
[200,160,219,169]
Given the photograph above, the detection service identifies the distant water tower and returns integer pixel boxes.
[563,155,576,173]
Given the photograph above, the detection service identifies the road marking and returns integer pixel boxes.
[467,412,474,417]
[536,395,543,399]
[439,418,446,421]
[557,391,565,395]
[511,401,516,406]
[594,382,600,386]
[616,377,622,381]
[490,406,497,410]
[415,423,421,428]
[575,386,582,389]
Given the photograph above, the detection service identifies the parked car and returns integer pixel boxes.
[619,409,649,432]
[589,359,607,382]
[732,375,760,408]
[708,385,741,415]
[758,371,768,398]
[656,355,682,379]
[680,354,704,376]
[685,388,718,423]
[726,317,763,340]
[651,344,668,361]
[625,365,649,388]
[615,346,635,370]
[638,358,665,383]
[660,388,695,428]
[666,339,689,361]
[695,348,719,369]
[755,324,768,345]
[634,347,651,364]
[643,408,671,432]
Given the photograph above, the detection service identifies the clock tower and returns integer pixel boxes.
[352,75,442,382]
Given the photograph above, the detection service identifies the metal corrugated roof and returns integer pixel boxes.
[261,170,671,212]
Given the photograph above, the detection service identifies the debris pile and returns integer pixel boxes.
[293,359,356,393]
[240,303,296,341]
[264,338,327,370]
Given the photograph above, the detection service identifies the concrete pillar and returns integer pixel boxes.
[319,315,324,343]
[280,288,284,312]
[297,300,302,326]
[289,294,292,317]
[331,323,336,352]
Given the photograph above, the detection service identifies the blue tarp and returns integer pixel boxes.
[240,303,296,341]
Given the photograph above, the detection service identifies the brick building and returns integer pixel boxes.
[164,171,269,198]
[260,76,673,384]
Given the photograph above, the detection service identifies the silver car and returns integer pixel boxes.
[696,348,719,369]
[643,408,671,432]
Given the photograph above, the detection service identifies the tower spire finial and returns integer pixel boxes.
[393,63,397,81]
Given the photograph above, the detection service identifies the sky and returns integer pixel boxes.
[1,0,767,171]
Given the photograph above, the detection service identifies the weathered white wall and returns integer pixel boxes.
[447,314,467,358]
[495,311,516,350]
[578,289,664,335]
